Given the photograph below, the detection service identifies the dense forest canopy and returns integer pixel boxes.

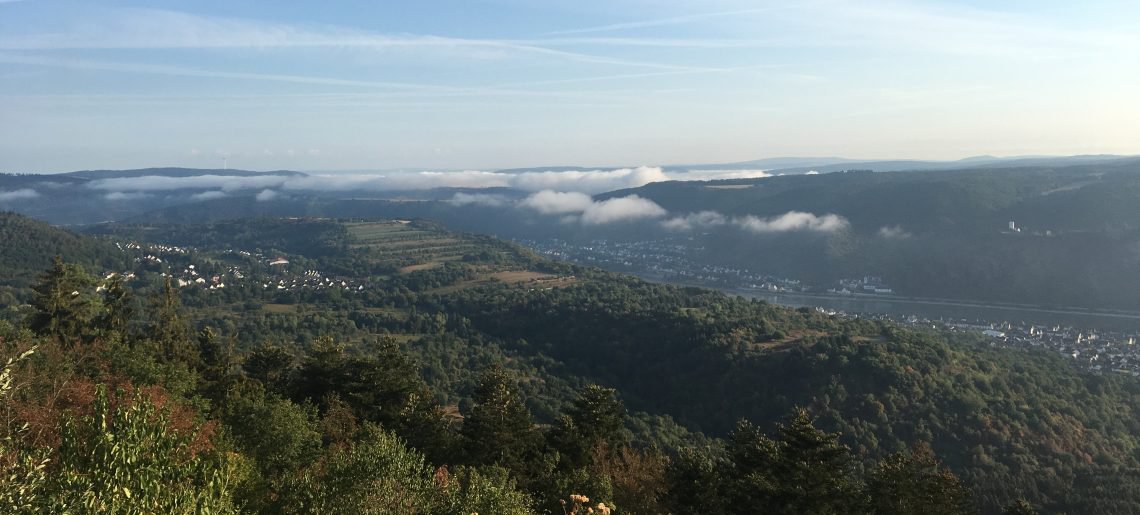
[0,213,1136,513]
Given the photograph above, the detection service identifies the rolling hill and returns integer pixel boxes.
[3,213,1137,512]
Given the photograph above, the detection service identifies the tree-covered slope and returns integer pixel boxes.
[1,215,1137,512]
[0,212,126,304]
[435,276,1140,512]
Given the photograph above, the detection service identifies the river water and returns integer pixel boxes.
[736,291,1140,332]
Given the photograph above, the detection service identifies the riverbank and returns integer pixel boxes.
[628,272,1140,331]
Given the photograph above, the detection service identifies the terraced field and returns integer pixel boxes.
[345,221,481,268]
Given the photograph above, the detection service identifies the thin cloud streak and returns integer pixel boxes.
[0,8,709,72]
[0,53,686,106]
[0,53,474,92]
[542,6,788,35]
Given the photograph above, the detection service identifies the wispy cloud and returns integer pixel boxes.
[255,189,279,202]
[509,166,669,194]
[580,195,667,224]
[189,190,227,201]
[0,188,39,202]
[0,53,479,93]
[0,8,705,72]
[663,209,848,233]
[662,210,728,231]
[669,169,771,181]
[87,174,288,192]
[82,167,763,195]
[796,1,1140,59]
[448,192,511,207]
[878,225,911,239]
[518,190,594,214]
[736,211,848,233]
[519,190,666,225]
[542,6,788,35]
[538,1,1138,59]
[104,191,151,201]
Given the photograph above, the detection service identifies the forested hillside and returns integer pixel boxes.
[0,214,1137,513]
[0,212,126,306]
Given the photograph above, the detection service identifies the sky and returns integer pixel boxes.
[1,0,1139,172]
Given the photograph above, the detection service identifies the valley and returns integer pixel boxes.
[2,211,1138,512]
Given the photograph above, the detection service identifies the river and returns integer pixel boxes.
[735,290,1140,332]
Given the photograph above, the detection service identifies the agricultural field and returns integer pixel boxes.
[346,221,481,268]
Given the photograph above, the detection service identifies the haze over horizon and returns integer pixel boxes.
[3,0,1139,172]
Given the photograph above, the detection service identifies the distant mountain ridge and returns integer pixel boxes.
[7,154,1134,179]
[61,167,307,180]
[665,154,1139,174]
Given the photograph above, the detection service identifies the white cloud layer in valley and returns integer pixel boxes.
[663,210,849,234]
[67,166,848,230]
[83,166,771,196]
[0,188,40,202]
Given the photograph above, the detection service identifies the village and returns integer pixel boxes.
[111,241,369,295]
[106,236,1140,378]
[522,237,1140,377]
[854,311,1140,377]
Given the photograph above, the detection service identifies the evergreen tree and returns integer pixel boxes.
[665,446,730,514]
[242,343,295,396]
[148,278,197,366]
[26,256,96,345]
[867,443,973,515]
[291,337,420,426]
[549,385,628,468]
[1002,499,1038,515]
[461,366,539,474]
[767,409,863,514]
[725,410,864,515]
[196,327,237,400]
[95,274,134,339]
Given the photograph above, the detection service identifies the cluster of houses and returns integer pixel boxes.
[828,277,894,295]
[159,264,238,291]
[858,311,1140,377]
[262,269,366,293]
[117,241,191,259]
[113,241,366,294]
[994,323,1139,376]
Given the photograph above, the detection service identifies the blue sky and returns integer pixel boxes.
[1,0,1138,172]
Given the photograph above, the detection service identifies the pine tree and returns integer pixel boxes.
[27,256,96,345]
[291,337,419,425]
[1002,499,1038,515]
[196,327,237,400]
[725,409,864,515]
[95,274,134,339]
[461,366,539,474]
[549,385,628,468]
[242,343,295,396]
[768,408,863,514]
[148,278,197,366]
[867,443,973,514]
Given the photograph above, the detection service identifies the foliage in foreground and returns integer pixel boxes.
[0,252,1109,514]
